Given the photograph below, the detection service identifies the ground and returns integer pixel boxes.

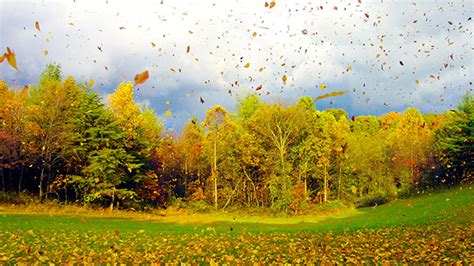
[0,186,472,263]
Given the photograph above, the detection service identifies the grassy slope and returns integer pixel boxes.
[0,186,472,235]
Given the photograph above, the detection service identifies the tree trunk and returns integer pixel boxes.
[1,168,4,192]
[323,164,328,203]
[213,140,218,209]
[110,188,115,211]
[39,168,45,201]
[337,162,342,200]
[18,166,23,192]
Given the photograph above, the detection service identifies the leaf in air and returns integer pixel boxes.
[269,1,276,8]
[44,50,48,56]
[0,47,18,70]
[134,70,149,86]
[282,74,287,84]
[244,63,250,68]
[35,21,41,31]
[315,90,349,101]
[165,110,172,117]
[320,83,326,90]
[200,96,205,104]
[186,45,190,53]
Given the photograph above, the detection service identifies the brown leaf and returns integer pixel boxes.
[256,85,262,91]
[282,74,287,84]
[200,96,205,104]
[186,45,190,53]
[35,21,41,32]
[134,70,149,86]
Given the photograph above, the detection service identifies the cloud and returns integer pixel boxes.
[0,0,472,130]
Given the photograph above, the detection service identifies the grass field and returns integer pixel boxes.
[0,186,472,263]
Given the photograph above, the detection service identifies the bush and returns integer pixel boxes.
[355,193,390,208]
[0,192,36,205]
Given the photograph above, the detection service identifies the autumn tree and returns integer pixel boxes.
[202,105,235,208]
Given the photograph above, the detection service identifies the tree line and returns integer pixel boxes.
[0,64,472,211]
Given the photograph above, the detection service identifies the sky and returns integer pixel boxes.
[0,0,472,131]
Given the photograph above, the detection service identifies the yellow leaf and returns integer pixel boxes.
[35,21,41,32]
[90,79,95,86]
[134,70,149,85]
[252,32,257,37]
[44,50,48,56]
[415,80,420,85]
[346,66,352,72]
[320,83,326,90]
[315,90,349,101]
[282,74,287,84]
[269,1,276,8]
[258,67,265,72]
[165,109,172,117]
[244,63,250,68]
[137,229,145,234]
[0,47,19,70]
[376,53,381,58]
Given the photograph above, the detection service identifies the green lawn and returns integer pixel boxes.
[0,186,472,263]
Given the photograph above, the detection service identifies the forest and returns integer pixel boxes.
[1,64,472,213]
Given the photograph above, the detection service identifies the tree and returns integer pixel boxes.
[434,93,473,185]
[202,105,234,208]
[25,66,76,200]
[249,104,301,209]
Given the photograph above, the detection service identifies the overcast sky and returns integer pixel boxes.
[0,0,472,131]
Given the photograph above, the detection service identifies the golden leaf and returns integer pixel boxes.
[134,70,149,86]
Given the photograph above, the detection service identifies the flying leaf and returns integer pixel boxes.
[320,83,326,90]
[165,110,172,117]
[44,50,48,56]
[259,67,265,72]
[256,85,262,91]
[315,90,349,101]
[415,80,420,85]
[35,21,41,31]
[200,96,205,104]
[244,63,250,68]
[399,60,404,66]
[0,47,18,70]
[269,1,276,8]
[186,45,190,53]
[134,70,149,86]
[282,74,287,84]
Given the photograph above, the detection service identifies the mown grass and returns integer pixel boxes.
[0,186,472,263]
[0,186,471,234]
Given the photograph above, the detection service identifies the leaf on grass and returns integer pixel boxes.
[134,70,149,86]
[315,90,349,101]
[256,85,262,91]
